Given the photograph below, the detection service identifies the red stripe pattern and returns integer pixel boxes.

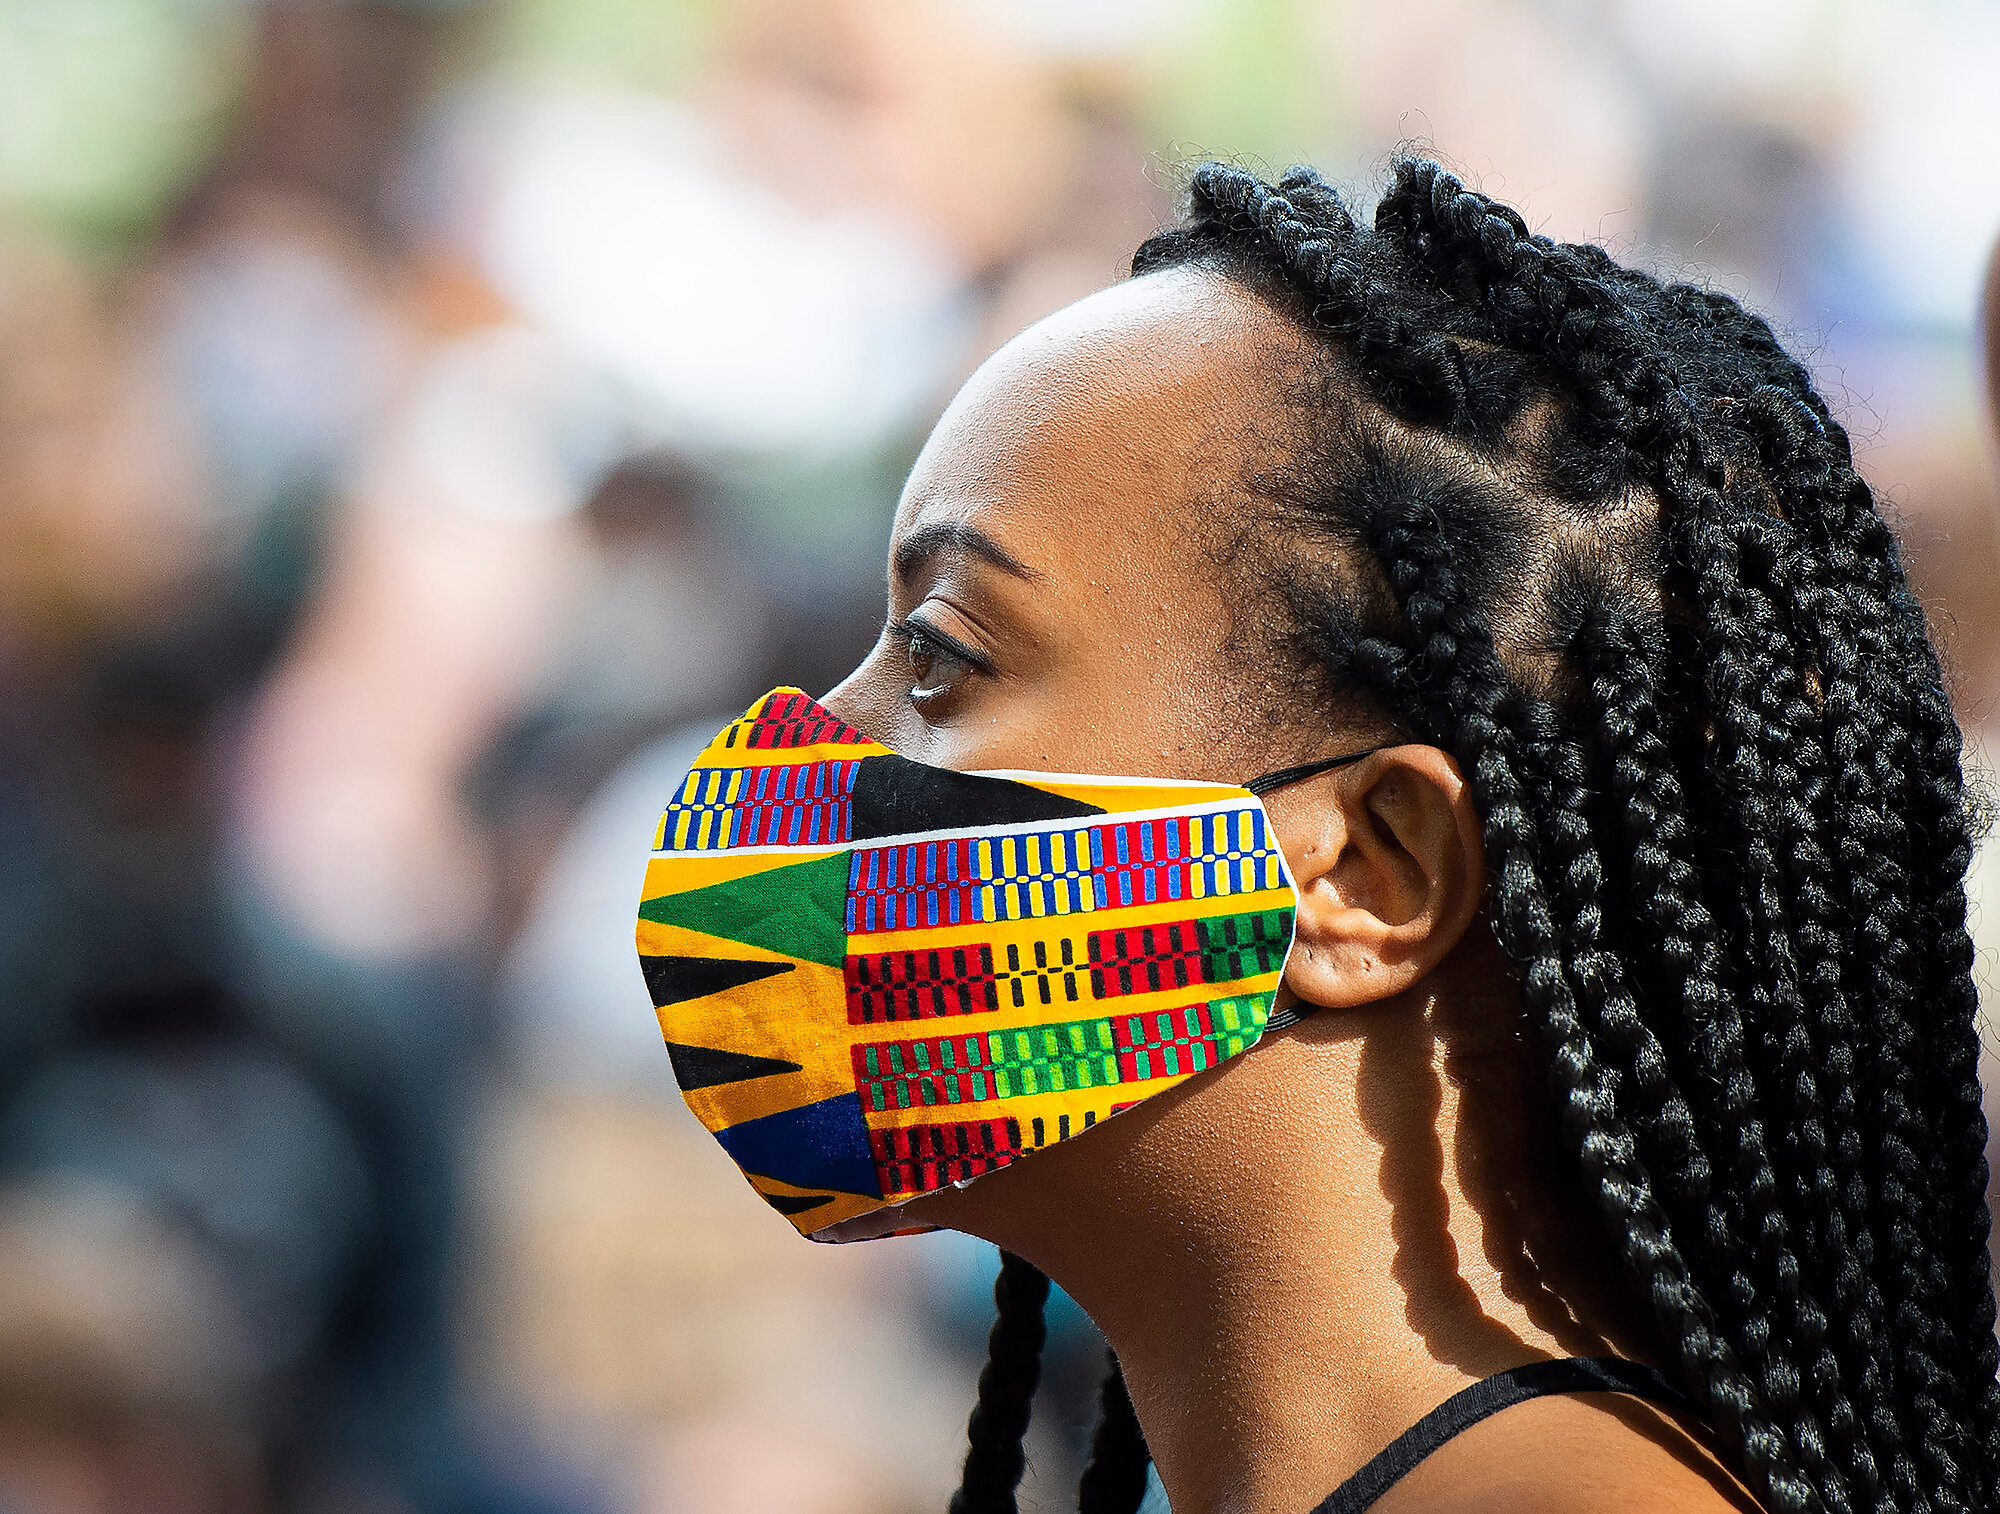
[845,944,1000,1024]
[872,1118,1022,1195]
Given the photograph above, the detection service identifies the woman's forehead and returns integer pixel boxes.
[892,266,1295,571]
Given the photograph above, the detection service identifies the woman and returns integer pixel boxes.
[639,161,1999,1513]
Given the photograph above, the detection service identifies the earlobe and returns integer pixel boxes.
[1267,745,1486,1013]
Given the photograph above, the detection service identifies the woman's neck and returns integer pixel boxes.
[921,948,1650,1514]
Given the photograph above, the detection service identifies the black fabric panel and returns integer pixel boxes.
[664,1041,805,1091]
[847,754,1104,840]
[1311,1357,1697,1514]
[640,954,794,1008]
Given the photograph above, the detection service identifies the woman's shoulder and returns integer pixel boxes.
[1369,1388,1763,1514]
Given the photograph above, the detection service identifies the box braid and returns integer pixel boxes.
[1076,1351,1149,1514]
[950,1250,1050,1514]
[944,158,1998,1514]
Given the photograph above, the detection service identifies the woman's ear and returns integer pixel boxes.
[1264,745,1486,1011]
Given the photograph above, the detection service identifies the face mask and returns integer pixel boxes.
[634,688,1375,1241]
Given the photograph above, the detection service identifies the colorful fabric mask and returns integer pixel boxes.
[635,688,1356,1242]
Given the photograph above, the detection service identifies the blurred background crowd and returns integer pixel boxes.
[0,1,1996,1511]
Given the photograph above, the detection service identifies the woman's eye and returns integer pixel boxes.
[904,626,971,700]
[891,614,986,710]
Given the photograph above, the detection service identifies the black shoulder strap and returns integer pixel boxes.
[1312,1356,1697,1514]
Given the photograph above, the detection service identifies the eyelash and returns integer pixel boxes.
[887,615,991,702]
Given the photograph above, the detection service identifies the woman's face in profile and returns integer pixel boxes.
[823,265,1320,791]
[812,265,1391,1244]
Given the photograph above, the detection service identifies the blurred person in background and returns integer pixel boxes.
[0,2,584,1510]
[0,1184,261,1514]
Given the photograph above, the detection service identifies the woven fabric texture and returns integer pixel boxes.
[636,689,1297,1238]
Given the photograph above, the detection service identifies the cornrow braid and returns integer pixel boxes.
[1043,157,1999,1514]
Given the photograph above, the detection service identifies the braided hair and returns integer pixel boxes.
[951,1250,1051,1514]
[943,160,1998,1514]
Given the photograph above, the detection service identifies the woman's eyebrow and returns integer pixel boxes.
[892,520,1042,585]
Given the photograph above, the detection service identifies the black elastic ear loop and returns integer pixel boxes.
[1244,746,1382,1035]
[1243,747,1383,797]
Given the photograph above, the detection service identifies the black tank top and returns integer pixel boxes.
[1313,1356,1698,1514]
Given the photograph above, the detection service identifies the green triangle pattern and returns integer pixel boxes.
[638,849,851,968]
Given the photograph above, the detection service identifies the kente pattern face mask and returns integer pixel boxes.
[635,688,1362,1241]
